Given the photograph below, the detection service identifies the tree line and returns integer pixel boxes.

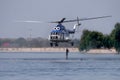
[1,22,120,52]
[79,23,120,53]
[0,37,79,48]
[0,37,50,47]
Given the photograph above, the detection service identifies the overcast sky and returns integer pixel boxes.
[0,0,120,38]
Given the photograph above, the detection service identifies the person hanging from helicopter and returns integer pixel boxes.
[66,48,69,60]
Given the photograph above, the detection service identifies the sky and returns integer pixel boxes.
[0,0,120,39]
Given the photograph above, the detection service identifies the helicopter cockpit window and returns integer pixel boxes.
[53,27,60,30]
[56,27,60,30]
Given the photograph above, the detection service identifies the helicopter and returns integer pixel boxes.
[48,16,111,47]
[16,16,111,47]
[48,17,80,47]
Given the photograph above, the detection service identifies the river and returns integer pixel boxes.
[0,52,120,80]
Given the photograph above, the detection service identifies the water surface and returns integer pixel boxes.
[0,52,120,80]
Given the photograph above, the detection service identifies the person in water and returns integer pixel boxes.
[66,48,69,60]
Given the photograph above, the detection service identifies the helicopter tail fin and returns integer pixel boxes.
[68,17,81,34]
[73,17,81,32]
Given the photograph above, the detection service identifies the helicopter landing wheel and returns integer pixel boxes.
[50,42,58,47]
[55,43,58,47]
[50,43,53,47]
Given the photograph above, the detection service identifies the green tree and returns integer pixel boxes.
[87,31,104,49]
[15,38,27,47]
[111,23,120,53]
[79,30,104,51]
[102,35,113,49]
[79,29,91,51]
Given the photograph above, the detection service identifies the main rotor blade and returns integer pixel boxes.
[50,18,66,23]
[63,16,112,23]
[15,15,111,24]
[15,20,47,23]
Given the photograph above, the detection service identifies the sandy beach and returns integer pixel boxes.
[0,47,117,54]
[86,49,117,54]
[0,47,79,52]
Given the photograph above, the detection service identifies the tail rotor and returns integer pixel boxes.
[77,17,81,26]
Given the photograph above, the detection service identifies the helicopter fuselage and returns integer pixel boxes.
[48,24,75,46]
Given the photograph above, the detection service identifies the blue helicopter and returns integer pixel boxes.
[16,16,111,47]
[48,17,80,47]
[48,16,111,47]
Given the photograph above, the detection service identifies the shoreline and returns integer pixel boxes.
[0,48,118,54]
[0,48,79,53]
[85,49,117,54]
